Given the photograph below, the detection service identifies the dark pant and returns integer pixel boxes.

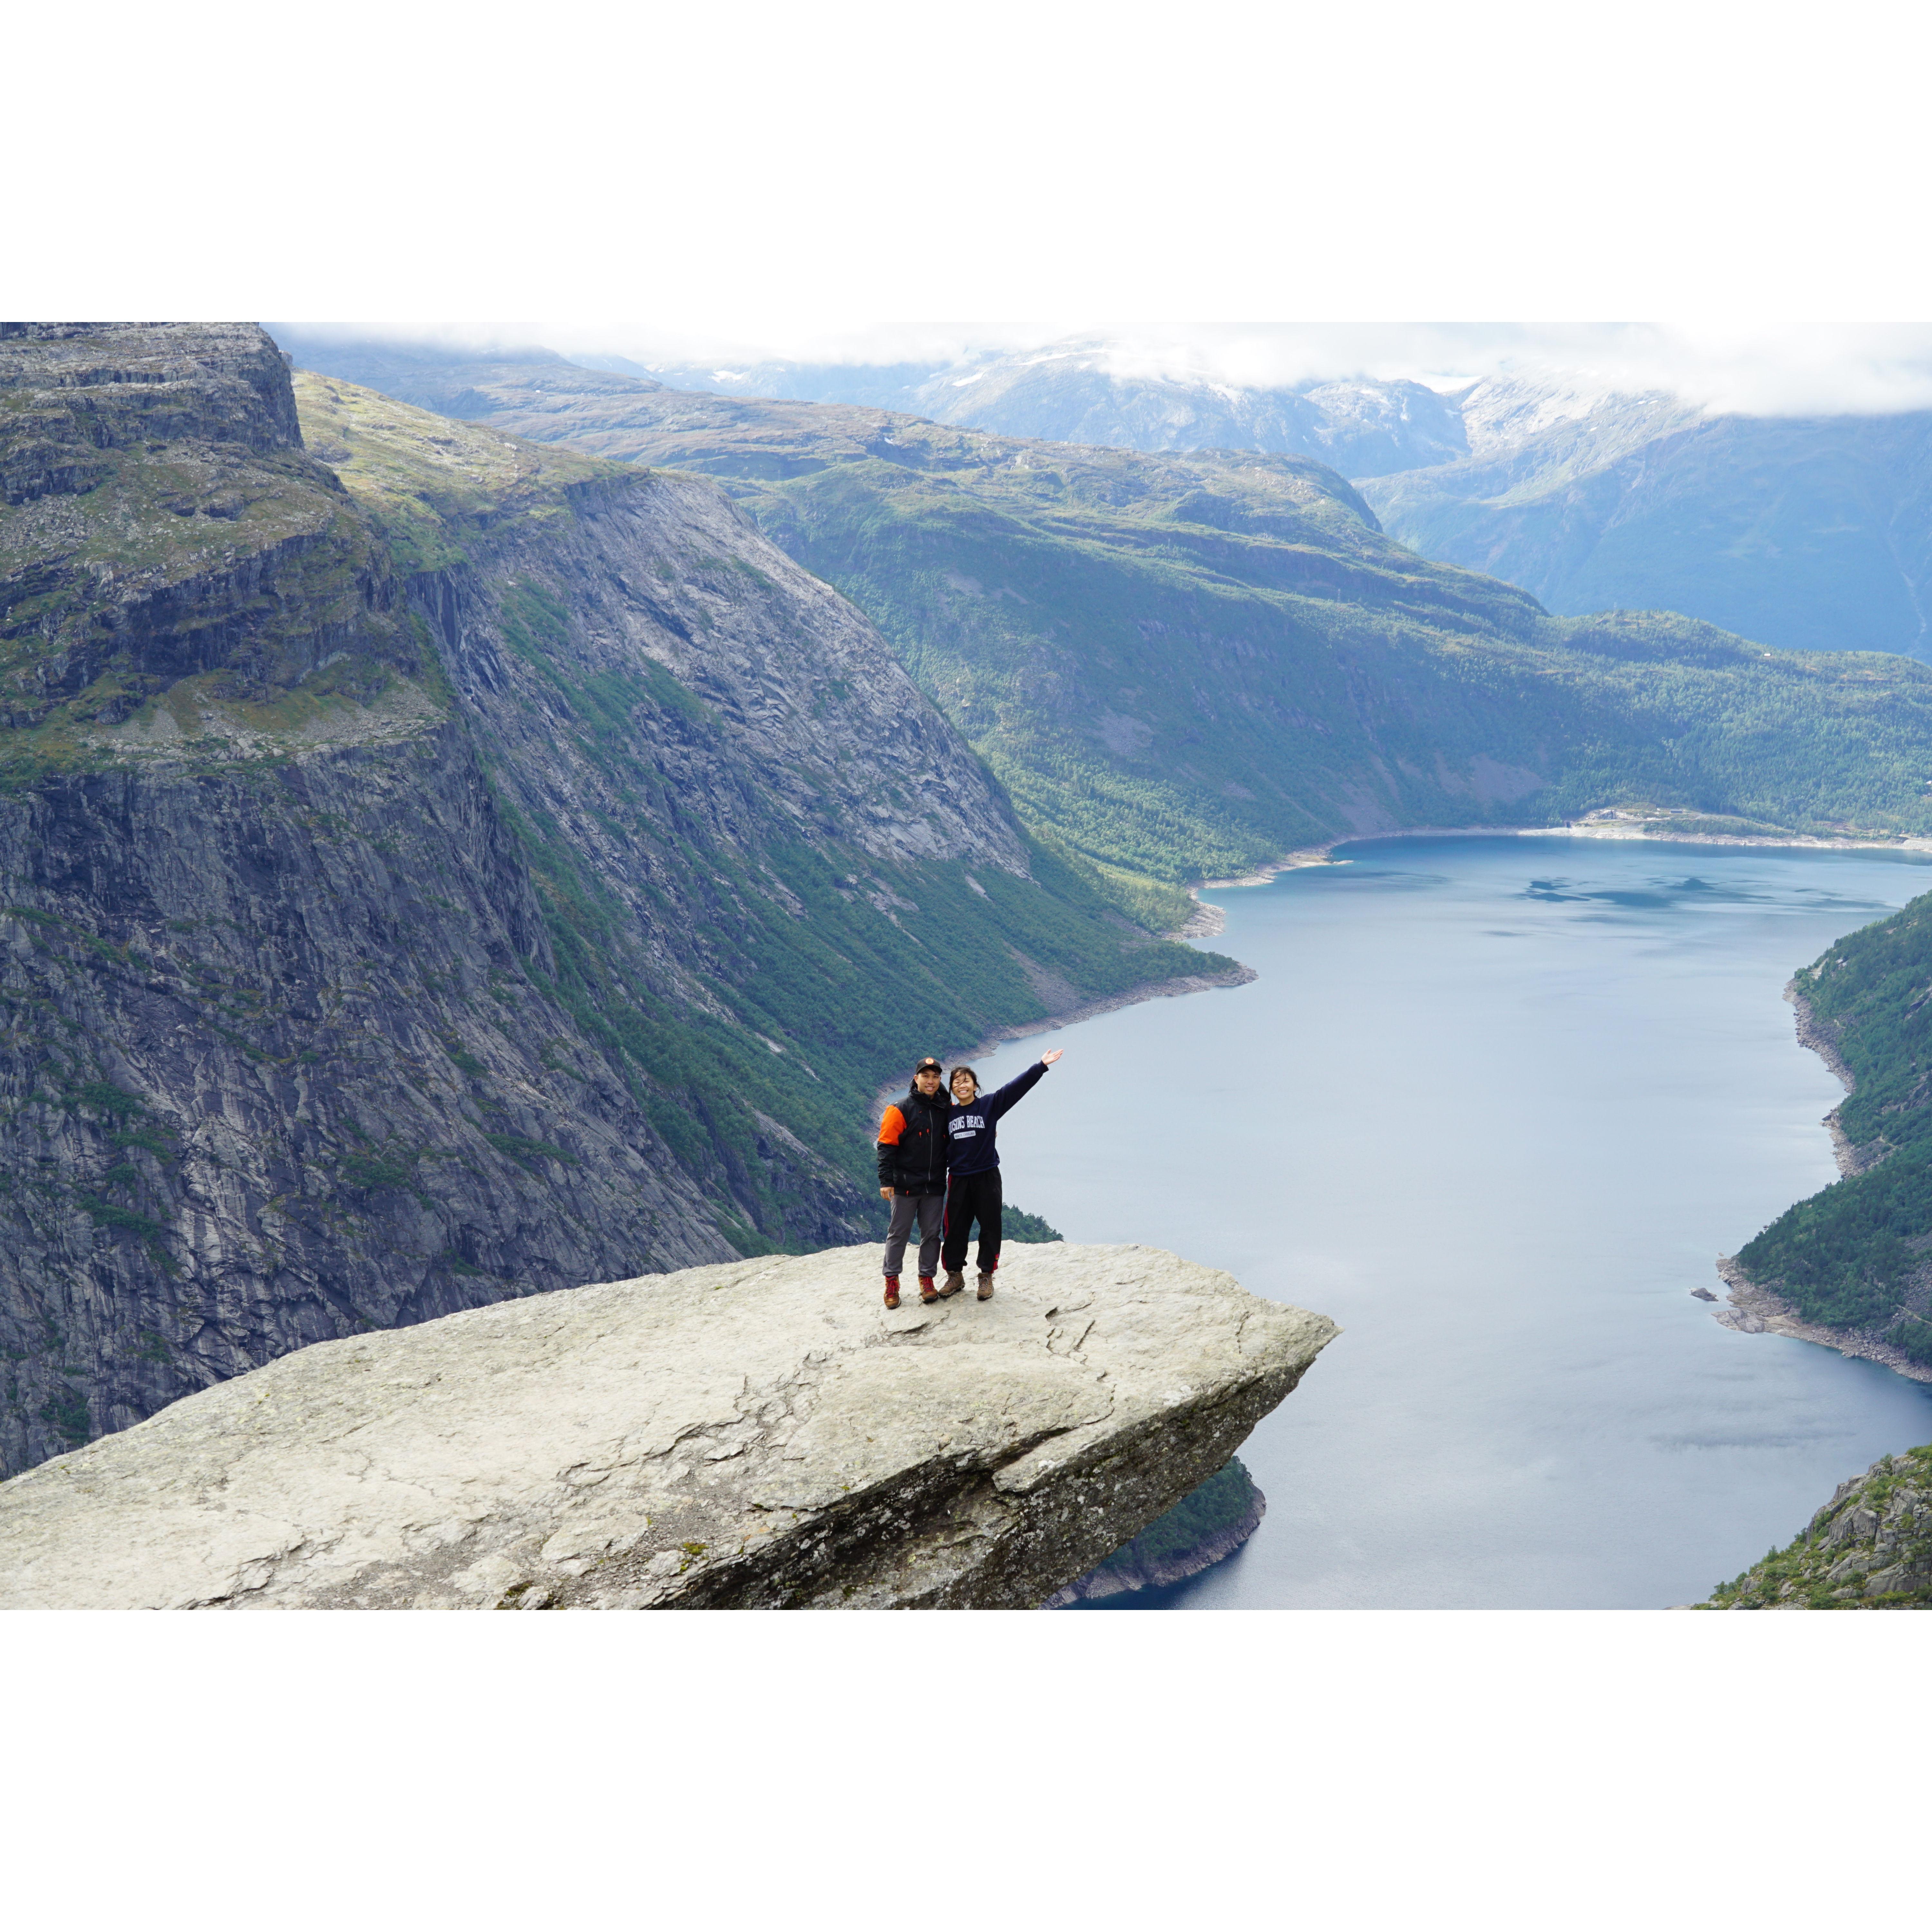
[942,1169,1003,1275]
[884,1191,943,1278]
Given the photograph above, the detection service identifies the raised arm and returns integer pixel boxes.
[984,1050,1061,1120]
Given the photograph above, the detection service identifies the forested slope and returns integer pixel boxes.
[1734,891,1932,1365]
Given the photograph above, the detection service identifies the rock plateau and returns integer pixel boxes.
[0,1242,1335,1610]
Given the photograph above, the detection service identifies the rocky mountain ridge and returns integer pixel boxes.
[623,341,1473,478]
[1362,400,1932,662]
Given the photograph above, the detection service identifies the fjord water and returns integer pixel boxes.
[975,837,1932,1609]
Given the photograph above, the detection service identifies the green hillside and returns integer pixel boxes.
[745,458,1932,899]
[1734,892,1932,1361]
[291,374,1227,1227]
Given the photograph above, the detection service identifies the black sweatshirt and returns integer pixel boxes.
[944,1060,1048,1176]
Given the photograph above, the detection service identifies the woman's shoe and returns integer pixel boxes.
[937,1271,965,1298]
[918,1277,940,1304]
[976,1273,996,1300]
[883,1276,901,1310]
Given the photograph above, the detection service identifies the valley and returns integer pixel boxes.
[279,335,1932,936]
[13,320,1932,1610]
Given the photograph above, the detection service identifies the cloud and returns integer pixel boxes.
[273,316,1932,421]
[513,321,1932,419]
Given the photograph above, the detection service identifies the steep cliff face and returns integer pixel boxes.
[1,322,408,748]
[0,1242,1338,1611]
[0,326,732,1472]
[0,326,1227,1477]
[290,373,1228,1238]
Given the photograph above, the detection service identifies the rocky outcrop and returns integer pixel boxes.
[1701,1443,1932,1609]
[0,1242,1336,1610]
[0,323,410,730]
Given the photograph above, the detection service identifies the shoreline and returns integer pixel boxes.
[1712,982,1930,1382]
[1714,1256,1932,1387]
[1187,822,1932,902]
[1786,980,1891,1178]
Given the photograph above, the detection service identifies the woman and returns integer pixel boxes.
[938,1046,1063,1300]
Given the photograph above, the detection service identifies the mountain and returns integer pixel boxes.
[276,336,1932,927]
[270,335,667,416]
[0,323,1215,1475]
[619,340,1471,478]
[1360,381,1932,662]
[607,338,1932,666]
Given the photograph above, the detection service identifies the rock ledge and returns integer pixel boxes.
[0,1243,1334,1610]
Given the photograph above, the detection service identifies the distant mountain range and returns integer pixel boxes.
[562,337,1932,663]
[614,342,1472,479]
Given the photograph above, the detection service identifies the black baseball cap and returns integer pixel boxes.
[914,1056,943,1074]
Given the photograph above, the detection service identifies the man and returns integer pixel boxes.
[940,1047,1063,1299]
[875,1056,950,1309]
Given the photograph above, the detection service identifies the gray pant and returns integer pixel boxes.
[884,1191,944,1279]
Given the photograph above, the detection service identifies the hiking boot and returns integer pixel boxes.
[883,1275,901,1310]
[937,1271,965,1298]
[977,1272,996,1300]
[918,1276,939,1304]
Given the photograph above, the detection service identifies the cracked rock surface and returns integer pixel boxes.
[0,1241,1335,1609]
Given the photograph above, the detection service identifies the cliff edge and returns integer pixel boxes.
[0,1242,1335,1609]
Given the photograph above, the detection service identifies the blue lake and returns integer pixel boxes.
[972,836,1932,1609]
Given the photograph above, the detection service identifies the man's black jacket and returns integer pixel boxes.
[876,1085,950,1194]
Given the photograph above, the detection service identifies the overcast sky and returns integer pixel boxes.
[16,1,1932,414]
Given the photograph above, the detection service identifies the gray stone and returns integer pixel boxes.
[0,1242,1335,1610]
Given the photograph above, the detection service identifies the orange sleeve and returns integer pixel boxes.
[877,1104,906,1146]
